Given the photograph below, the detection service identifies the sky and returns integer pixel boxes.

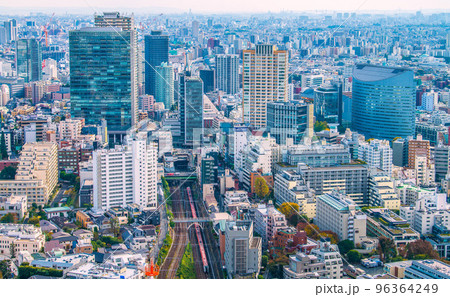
[1,0,450,14]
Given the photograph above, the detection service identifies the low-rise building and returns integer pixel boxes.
[252,203,287,248]
[0,195,27,220]
[310,242,343,279]
[66,262,143,279]
[405,260,450,279]
[0,224,45,257]
[283,252,327,279]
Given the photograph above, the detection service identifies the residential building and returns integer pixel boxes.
[0,195,27,220]
[316,191,367,244]
[408,135,430,169]
[368,171,400,209]
[404,260,450,279]
[286,144,351,168]
[358,139,393,176]
[283,252,327,279]
[253,203,287,248]
[0,224,45,257]
[216,54,239,95]
[0,142,58,206]
[93,131,157,210]
[242,44,288,128]
[223,220,262,278]
[310,242,343,279]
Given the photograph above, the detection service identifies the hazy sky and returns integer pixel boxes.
[1,0,450,13]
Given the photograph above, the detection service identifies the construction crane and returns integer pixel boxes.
[40,13,55,47]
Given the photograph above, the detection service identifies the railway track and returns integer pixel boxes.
[188,227,207,279]
[158,185,188,279]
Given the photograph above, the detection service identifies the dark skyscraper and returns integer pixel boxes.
[184,76,203,147]
[16,38,42,83]
[145,31,169,96]
[199,69,215,93]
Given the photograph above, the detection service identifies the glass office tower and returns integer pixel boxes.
[155,62,174,109]
[184,77,204,147]
[145,31,169,96]
[16,38,42,83]
[352,64,415,141]
[69,26,137,138]
[266,101,313,145]
[314,82,342,124]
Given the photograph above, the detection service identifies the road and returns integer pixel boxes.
[51,183,69,207]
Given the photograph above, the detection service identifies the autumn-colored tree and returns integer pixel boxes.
[319,230,339,244]
[278,202,299,219]
[304,224,320,239]
[405,240,440,260]
[254,177,269,200]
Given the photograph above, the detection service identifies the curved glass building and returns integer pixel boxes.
[314,82,342,124]
[352,64,415,141]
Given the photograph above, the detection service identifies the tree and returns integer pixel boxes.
[28,216,40,226]
[9,243,16,259]
[262,255,269,267]
[278,202,300,219]
[0,131,7,160]
[338,240,355,255]
[347,250,362,263]
[0,166,16,180]
[109,217,120,237]
[405,240,440,260]
[378,236,397,262]
[314,121,329,132]
[0,260,12,279]
[0,213,16,223]
[254,177,269,200]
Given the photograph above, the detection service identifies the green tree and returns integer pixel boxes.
[0,260,12,279]
[314,121,329,132]
[28,216,40,226]
[254,177,269,200]
[0,213,16,223]
[338,240,355,255]
[0,131,7,160]
[9,243,16,259]
[347,250,362,263]
[262,255,269,267]
[0,166,17,180]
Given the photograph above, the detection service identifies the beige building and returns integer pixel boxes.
[58,118,84,141]
[0,224,45,257]
[0,142,58,206]
[283,252,327,279]
[368,171,400,210]
[242,44,288,128]
[0,195,28,220]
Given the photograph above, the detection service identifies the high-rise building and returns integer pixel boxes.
[94,12,134,30]
[216,54,239,95]
[3,19,17,44]
[93,132,157,210]
[70,13,137,143]
[314,82,343,124]
[0,142,58,206]
[242,45,288,128]
[352,64,415,140]
[155,62,174,109]
[144,31,169,96]
[266,101,313,145]
[199,69,215,93]
[16,39,42,83]
[408,135,430,169]
[184,77,204,147]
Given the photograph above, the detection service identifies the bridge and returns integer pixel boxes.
[173,217,211,223]
[164,172,197,180]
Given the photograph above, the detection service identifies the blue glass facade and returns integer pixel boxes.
[144,31,169,96]
[352,65,415,141]
[16,38,42,83]
[184,77,204,147]
[69,27,137,133]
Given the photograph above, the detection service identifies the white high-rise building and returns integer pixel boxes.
[358,139,393,176]
[242,44,288,128]
[420,91,438,112]
[93,131,157,210]
[216,54,239,95]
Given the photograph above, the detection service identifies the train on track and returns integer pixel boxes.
[186,187,209,274]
